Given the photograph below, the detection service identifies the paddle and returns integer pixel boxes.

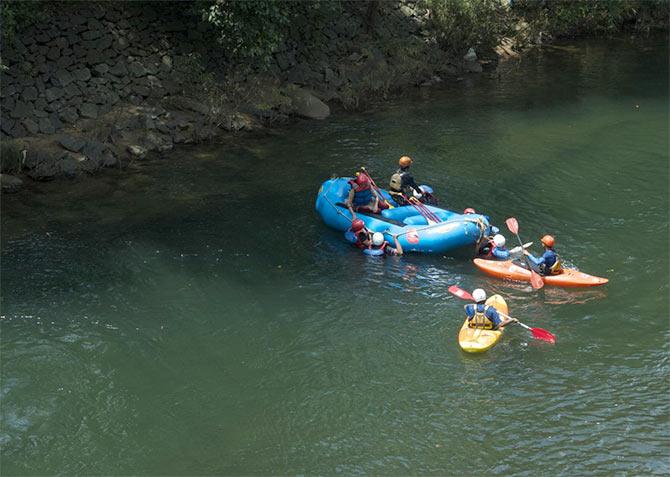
[447,285,556,344]
[505,217,544,290]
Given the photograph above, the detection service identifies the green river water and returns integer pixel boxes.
[2,38,669,475]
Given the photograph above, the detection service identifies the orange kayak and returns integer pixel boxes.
[473,258,608,287]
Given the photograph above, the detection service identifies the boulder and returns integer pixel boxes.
[22,118,40,135]
[284,85,330,120]
[59,108,79,124]
[45,87,64,102]
[53,69,74,87]
[21,86,38,101]
[1,174,23,193]
[127,144,147,159]
[38,117,56,134]
[72,67,92,82]
[58,135,86,152]
[79,103,98,119]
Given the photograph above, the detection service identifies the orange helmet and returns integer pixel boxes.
[399,156,413,167]
[541,235,555,248]
[463,208,476,214]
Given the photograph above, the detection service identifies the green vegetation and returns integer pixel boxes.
[514,0,670,39]
[425,0,514,55]
[197,0,342,64]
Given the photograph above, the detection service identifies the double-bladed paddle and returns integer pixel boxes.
[447,285,556,344]
[505,217,544,290]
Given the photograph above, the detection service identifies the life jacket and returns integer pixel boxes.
[348,179,373,206]
[389,169,408,194]
[542,249,563,275]
[465,303,494,330]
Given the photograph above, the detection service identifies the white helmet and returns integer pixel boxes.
[472,288,487,303]
[372,232,385,246]
[493,234,506,248]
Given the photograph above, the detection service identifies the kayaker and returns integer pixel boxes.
[465,289,517,330]
[389,156,423,206]
[478,233,511,260]
[345,173,386,218]
[524,234,563,276]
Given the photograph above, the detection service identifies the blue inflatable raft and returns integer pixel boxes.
[315,178,492,254]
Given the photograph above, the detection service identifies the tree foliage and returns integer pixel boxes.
[424,0,514,55]
[198,0,342,64]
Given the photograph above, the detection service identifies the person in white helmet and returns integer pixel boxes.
[361,231,404,256]
[464,288,517,330]
[478,233,511,260]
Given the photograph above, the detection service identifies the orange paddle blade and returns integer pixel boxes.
[505,217,519,234]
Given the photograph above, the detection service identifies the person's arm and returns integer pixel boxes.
[523,250,544,266]
[488,308,517,329]
[492,247,510,259]
[389,234,403,256]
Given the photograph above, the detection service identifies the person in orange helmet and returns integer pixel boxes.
[389,155,423,206]
[524,234,563,275]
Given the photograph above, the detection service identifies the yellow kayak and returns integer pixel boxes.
[458,294,508,353]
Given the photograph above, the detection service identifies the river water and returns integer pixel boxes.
[2,37,668,475]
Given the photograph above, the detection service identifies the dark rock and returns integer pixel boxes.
[22,118,40,135]
[58,135,86,152]
[58,154,80,177]
[52,69,74,87]
[82,30,102,41]
[72,67,91,81]
[165,96,210,115]
[46,46,60,61]
[53,36,69,50]
[56,55,74,69]
[10,122,27,138]
[64,82,82,98]
[70,14,87,26]
[1,118,15,135]
[21,86,38,101]
[38,117,56,134]
[45,87,64,102]
[34,108,49,118]
[1,174,24,193]
[93,63,109,76]
[132,85,150,97]
[79,103,98,119]
[10,101,34,119]
[128,61,147,77]
[144,131,173,151]
[34,97,48,111]
[1,84,17,98]
[109,60,128,76]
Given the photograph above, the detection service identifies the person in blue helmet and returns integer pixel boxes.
[465,288,517,330]
[524,234,563,276]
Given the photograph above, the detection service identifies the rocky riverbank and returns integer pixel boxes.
[0,1,519,193]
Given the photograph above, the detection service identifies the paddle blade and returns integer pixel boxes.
[448,286,473,301]
[505,217,519,234]
[530,270,545,289]
[530,327,556,344]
